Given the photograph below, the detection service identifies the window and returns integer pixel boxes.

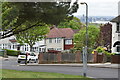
[9,45,11,49]
[26,47,28,51]
[36,47,38,51]
[55,38,61,43]
[39,48,41,52]
[25,47,26,51]
[117,46,120,52]
[116,23,120,32]
[49,39,52,43]
[42,48,45,52]
[48,48,54,51]
[65,39,72,45]
[5,44,7,46]
[56,48,62,51]
[13,45,15,49]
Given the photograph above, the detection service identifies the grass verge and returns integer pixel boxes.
[1,69,94,80]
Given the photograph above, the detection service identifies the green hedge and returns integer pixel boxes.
[4,49,19,56]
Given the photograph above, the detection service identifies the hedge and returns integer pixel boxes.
[4,49,19,56]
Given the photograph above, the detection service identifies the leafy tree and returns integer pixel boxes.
[73,25,100,52]
[58,17,82,29]
[1,1,79,39]
[96,23,112,52]
[16,23,49,51]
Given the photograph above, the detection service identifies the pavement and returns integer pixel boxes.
[19,63,120,69]
[1,56,120,69]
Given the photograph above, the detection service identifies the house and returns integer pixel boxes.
[0,27,79,53]
[110,1,120,54]
[0,36,18,50]
[45,27,79,52]
[0,35,45,53]
[19,40,46,53]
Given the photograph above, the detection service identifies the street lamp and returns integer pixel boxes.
[80,2,88,77]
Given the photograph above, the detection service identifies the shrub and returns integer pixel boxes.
[94,46,115,56]
[4,49,19,56]
[96,46,104,53]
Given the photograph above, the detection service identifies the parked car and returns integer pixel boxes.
[17,51,38,63]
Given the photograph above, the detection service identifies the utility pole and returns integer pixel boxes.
[80,2,88,77]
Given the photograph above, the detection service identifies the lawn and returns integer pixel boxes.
[0,69,94,80]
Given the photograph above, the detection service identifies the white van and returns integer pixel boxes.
[17,51,38,63]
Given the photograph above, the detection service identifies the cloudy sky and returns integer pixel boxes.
[73,0,120,16]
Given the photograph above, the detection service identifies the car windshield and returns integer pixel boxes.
[19,52,26,55]
[30,53,35,56]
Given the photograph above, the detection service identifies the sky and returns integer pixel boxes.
[73,0,120,16]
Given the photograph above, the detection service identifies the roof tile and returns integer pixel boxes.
[47,27,79,38]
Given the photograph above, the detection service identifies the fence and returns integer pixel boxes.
[38,52,93,64]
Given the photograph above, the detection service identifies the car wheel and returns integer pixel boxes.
[27,60,29,63]
[35,59,38,63]
[18,61,21,63]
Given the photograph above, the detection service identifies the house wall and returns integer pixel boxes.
[64,44,74,50]
[64,39,74,50]
[45,38,64,52]
[111,23,120,53]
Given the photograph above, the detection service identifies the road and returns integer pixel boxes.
[1,57,119,79]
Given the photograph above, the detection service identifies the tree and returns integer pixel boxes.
[73,25,100,52]
[1,1,79,39]
[96,23,112,52]
[58,17,82,29]
[16,23,49,52]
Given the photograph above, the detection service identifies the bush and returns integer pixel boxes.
[96,46,104,53]
[95,46,115,56]
[4,49,19,56]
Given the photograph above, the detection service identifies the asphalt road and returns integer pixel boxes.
[1,57,119,79]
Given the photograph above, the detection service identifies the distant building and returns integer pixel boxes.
[0,27,79,53]
[111,15,120,54]
[111,16,120,54]
[46,27,79,52]
[110,2,120,54]
[0,35,45,53]
[0,37,17,50]
[91,21,111,24]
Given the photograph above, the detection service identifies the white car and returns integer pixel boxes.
[17,51,38,63]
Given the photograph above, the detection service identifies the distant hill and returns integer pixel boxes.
[75,15,115,23]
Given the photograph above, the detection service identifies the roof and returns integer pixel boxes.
[46,27,79,39]
[9,39,17,42]
[110,15,120,23]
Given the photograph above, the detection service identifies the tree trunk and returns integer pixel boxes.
[30,45,33,52]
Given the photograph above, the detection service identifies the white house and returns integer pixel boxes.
[0,35,45,53]
[111,1,120,54]
[0,36,18,50]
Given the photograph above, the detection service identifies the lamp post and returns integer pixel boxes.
[80,2,88,77]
